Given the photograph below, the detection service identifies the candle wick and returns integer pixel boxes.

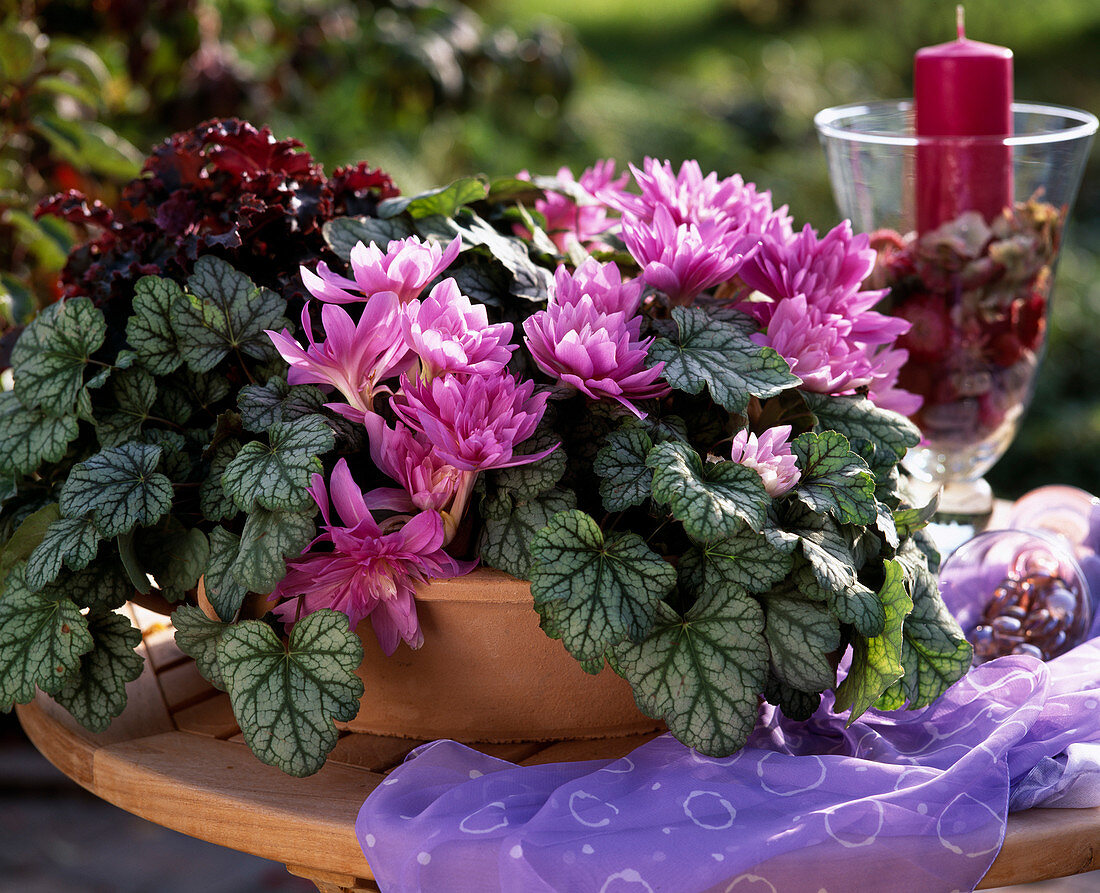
[956,4,966,40]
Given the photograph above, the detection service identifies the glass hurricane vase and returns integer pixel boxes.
[815,101,1097,522]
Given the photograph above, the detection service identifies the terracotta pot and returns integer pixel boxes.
[342,568,662,743]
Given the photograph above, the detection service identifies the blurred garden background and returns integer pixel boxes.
[4,0,1100,496]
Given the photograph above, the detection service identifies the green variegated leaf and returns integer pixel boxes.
[137,522,209,602]
[0,564,93,708]
[763,674,821,721]
[204,527,248,621]
[24,516,102,591]
[230,508,316,594]
[763,593,842,692]
[142,429,191,482]
[611,587,768,757]
[154,369,232,426]
[784,506,859,596]
[448,256,513,308]
[649,441,770,540]
[171,257,286,372]
[322,216,416,261]
[488,423,565,501]
[55,559,134,614]
[802,392,921,470]
[429,212,552,301]
[173,604,229,690]
[222,416,334,512]
[52,611,143,733]
[95,368,158,448]
[237,379,327,433]
[647,307,799,413]
[0,391,78,477]
[678,526,793,597]
[593,424,654,512]
[835,559,913,720]
[872,499,902,553]
[200,437,242,522]
[218,610,364,776]
[877,544,973,711]
[11,297,106,414]
[59,443,173,538]
[827,578,887,638]
[126,276,185,375]
[791,431,877,525]
[478,488,576,579]
[529,510,676,662]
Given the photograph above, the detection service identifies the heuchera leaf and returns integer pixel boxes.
[648,441,770,540]
[218,610,364,777]
[230,508,316,594]
[322,216,416,262]
[783,506,860,597]
[678,526,794,597]
[529,510,676,662]
[430,212,552,300]
[478,488,576,579]
[59,443,173,538]
[173,604,229,690]
[647,307,799,413]
[200,437,242,522]
[137,522,210,602]
[142,429,191,482]
[763,591,842,693]
[11,297,106,415]
[877,544,973,711]
[0,563,93,709]
[0,391,79,477]
[611,586,769,757]
[204,527,248,621]
[487,423,565,501]
[835,559,913,721]
[24,516,102,591]
[126,275,185,375]
[52,611,143,733]
[170,256,287,372]
[94,368,158,448]
[55,559,134,614]
[827,577,887,639]
[764,674,822,721]
[802,392,921,471]
[237,379,327,433]
[221,416,334,512]
[593,424,655,512]
[448,256,513,308]
[791,431,877,526]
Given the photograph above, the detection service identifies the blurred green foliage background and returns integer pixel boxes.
[3,0,1100,498]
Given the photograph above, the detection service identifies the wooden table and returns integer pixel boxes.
[16,603,1100,892]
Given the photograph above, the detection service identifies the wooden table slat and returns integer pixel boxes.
[172,693,241,739]
[327,733,424,773]
[89,731,378,879]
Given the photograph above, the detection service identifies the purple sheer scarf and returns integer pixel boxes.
[357,639,1100,893]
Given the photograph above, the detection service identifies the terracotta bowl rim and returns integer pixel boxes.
[409,566,532,606]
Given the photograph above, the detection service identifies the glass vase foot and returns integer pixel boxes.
[911,476,994,527]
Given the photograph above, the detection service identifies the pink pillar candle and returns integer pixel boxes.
[914,8,1014,232]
